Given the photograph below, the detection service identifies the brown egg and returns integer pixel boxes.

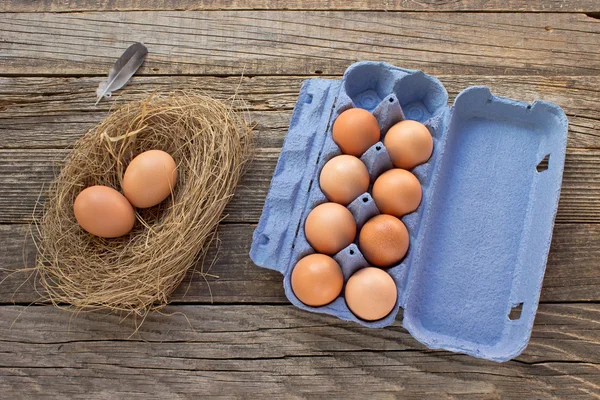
[123,150,178,208]
[320,155,370,205]
[304,203,356,255]
[332,108,380,157]
[372,169,422,217]
[74,185,135,238]
[291,254,344,306]
[359,214,409,267]
[345,267,398,321]
[384,120,433,170]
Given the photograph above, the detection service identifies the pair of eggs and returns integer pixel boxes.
[332,108,433,170]
[320,155,422,216]
[73,150,177,238]
[305,205,409,268]
[292,254,397,321]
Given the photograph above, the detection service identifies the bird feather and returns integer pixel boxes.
[95,42,148,105]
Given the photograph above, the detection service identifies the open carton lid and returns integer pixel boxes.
[250,62,568,361]
[401,86,568,361]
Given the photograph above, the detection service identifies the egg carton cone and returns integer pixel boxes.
[250,61,568,362]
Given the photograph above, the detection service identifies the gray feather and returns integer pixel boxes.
[95,42,148,104]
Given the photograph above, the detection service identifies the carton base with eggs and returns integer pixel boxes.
[250,62,568,362]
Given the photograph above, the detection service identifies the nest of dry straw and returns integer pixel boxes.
[34,92,252,315]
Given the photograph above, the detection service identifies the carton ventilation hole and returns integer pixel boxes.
[349,249,355,255]
[536,154,550,172]
[526,104,532,110]
[389,97,394,103]
[258,234,269,245]
[362,197,369,203]
[509,303,523,320]
[376,145,381,151]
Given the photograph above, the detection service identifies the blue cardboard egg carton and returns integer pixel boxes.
[250,62,568,362]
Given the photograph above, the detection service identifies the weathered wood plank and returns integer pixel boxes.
[2,75,599,149]
[0,304,598,399]
[1,223,599,304]
[0,147,598,225]
[0,76,301,149]
[1,76,599,224]
[2,0,600,13]
[1,12,600,76]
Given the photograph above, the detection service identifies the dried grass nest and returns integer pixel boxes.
[34,91,253,316]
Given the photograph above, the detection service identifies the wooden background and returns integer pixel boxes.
[1,1,599,398]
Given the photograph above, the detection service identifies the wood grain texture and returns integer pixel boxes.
[1,11,600,76]
[0,76,599,224]
[0,304,598,399]
[0,4,598,397]
[1,75,599,149]
[0,147,597,225]
[2,0,600,12]
[1,223,599,304]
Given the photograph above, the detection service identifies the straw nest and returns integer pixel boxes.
[34,92,253,316]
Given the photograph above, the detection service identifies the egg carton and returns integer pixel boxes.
[250,61,568,362]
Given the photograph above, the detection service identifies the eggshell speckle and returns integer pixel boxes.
[123,150,178,208]
[320,155,370,205]
[359,214,409,267]
[291,254,344,307]
[332,108,380,157]
[384,120,433,170]
[345,267,397,321]
[372,169,422,217]
[304,202,356,255]
[74,185,135,238]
